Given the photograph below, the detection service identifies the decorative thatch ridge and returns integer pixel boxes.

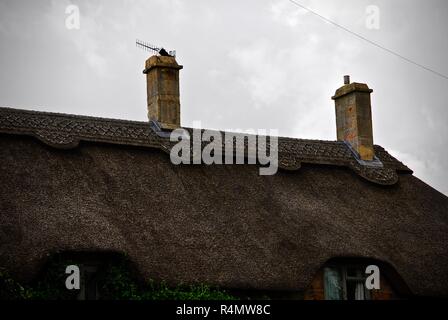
[0,107,411,185]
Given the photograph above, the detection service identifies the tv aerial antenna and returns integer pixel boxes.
[136,39,176,57]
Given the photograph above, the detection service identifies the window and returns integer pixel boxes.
[77,264,100,300]
[324,265,371,300]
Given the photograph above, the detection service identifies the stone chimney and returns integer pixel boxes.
[332,75,375,161]
[143,55,183,130]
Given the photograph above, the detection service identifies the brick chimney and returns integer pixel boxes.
[143,55,183,130]
[332,76,375,161]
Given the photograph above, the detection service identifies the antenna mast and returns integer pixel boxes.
[136,39,176,57]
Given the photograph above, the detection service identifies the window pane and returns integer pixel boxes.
[324,267,343,300]
[346,280,355,300]
[347,280,366,300]
[346,267,358,278]
[355,282,366,300]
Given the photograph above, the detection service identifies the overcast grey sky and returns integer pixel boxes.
[0,0,447,195]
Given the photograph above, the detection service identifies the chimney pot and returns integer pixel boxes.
[344,75,350,85]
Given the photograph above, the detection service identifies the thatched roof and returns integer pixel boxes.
[0,107,447,297]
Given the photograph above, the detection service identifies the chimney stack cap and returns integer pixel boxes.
[344,75,350,85]
[332,82,373,100]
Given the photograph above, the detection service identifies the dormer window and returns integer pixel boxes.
[324,265,371,300]
[304,259,409,300]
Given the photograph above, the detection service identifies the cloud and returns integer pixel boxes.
[389,148,447,195]
[228,40,289,108]
[0,0,447,195]
[270,0,308,27]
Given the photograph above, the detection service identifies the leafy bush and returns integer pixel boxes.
[0,268,28,300]
[98,259,235,300]
[0,254,236,300]
[24,256,79,300]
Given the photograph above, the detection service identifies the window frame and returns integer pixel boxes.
[324,264,371,300]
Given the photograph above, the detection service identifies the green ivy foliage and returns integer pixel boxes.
[0,268,28,300]
[25,257,79,300]
[0,255,236,300]
[97,259,236,300]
